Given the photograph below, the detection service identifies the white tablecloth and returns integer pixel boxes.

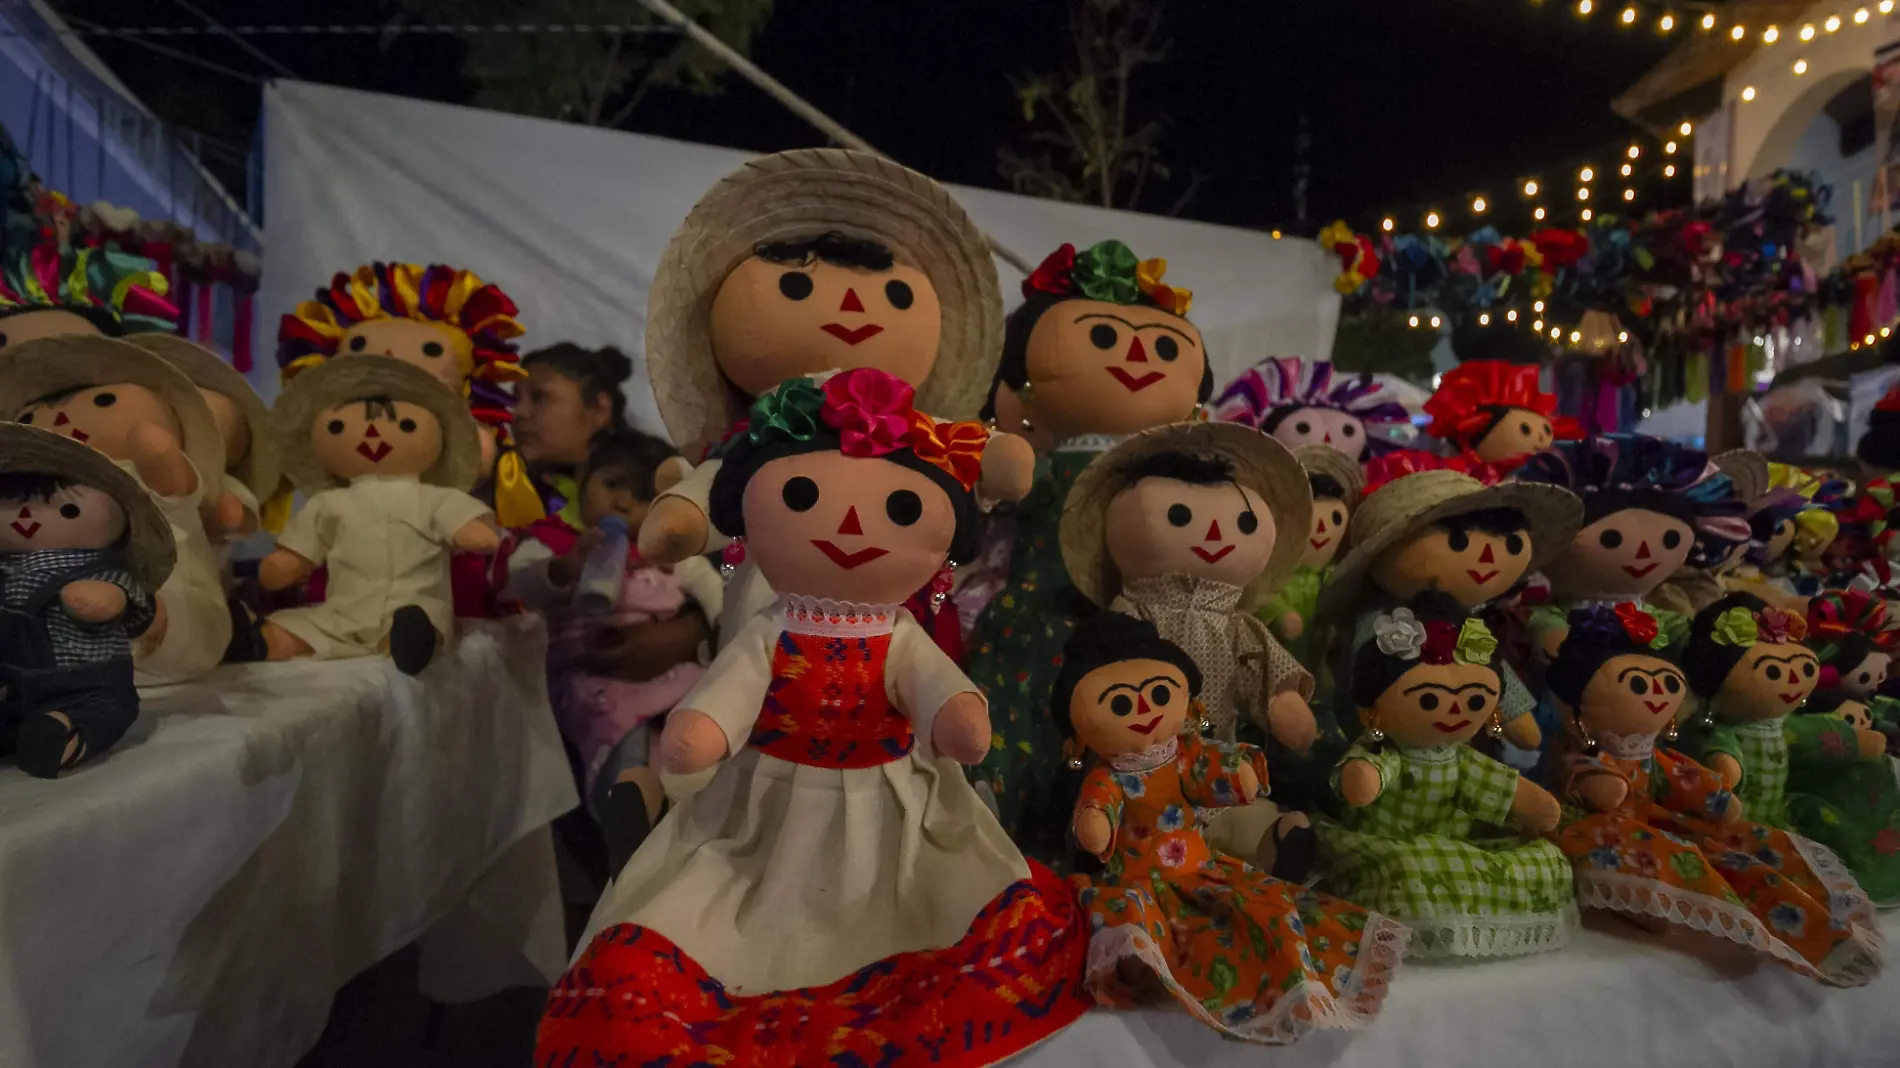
[1021,912,1900,1068]
[0,617,578,1068]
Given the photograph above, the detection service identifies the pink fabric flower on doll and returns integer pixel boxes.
[823,367,916,457]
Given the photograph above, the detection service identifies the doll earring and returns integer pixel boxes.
[719,538,744,580]
[1020,416,1036,433]
[1061,737,1086,771]
[1362,712,1386,747]
[1486,710,1505,738]
[1575,716,1598,755]
[930,562,957,609]
[1664,717,1680,743]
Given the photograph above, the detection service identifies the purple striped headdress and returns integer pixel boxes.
[1213,357,1411,455]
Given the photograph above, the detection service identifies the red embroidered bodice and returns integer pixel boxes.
[749,599,915,769]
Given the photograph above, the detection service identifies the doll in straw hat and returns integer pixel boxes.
[1421,359,1581,469]
[1213,356,1410,461]
[1259,444,1364,674]
[125,333,279,547]
[1545,601,1881,985]
[632,151,1032,628]
[0,423,174,777]
[0,239,176,352]
[0,336,229,685]
[259,357,500,675]
[1317,451,1584,754]
[1061,422,1322,878]
[1650,449,1770,619]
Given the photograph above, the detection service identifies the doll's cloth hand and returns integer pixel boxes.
[259,548,316,591]
[659,707,729,775]
[1539,625,1569,660]
[549,527,605,589]
[451,518,502,554]
[1572,768,1629,813]
[1339,758,1382,807]
[126,423,197,497]
[638,496,710,565]
[1266,690,1317,755]
[1717,792,1745,825]
[1501,714,1542,749]
[930,691,991,764]
[976,432,1035,504]
[1511,777,1561,834]
[1074,806,1113,858]
[1235,760,1261,801]
[1706,753,1744,790]
[577,610,710,680]
[1274,611,1304,640]
[1855,726,1889,760]
[60,579,127,622]
[200,492,250,543]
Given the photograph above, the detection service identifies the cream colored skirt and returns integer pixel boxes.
[582,746,1029,994]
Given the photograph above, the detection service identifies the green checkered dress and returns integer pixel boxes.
[1315,744,1575,960]
[1730,720,1792,827]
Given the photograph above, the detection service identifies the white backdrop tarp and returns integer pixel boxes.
[258,80,1339,436]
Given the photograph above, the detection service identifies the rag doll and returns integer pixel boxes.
[1316,452,1584,753]
[257,356,500,676]
[0,424,172,777]
[630,149,1030,655]
[1213,356,1410,460]
[127,333,279,545]
[0,240,176,350]
[966,238,1212,857]
[1548,603,1881,985]
[1060,422,1320,878]
[1650,449,1769,619]
[1315,592,1576,960]
[1058,612,1405,1044]
[0,336,230,685]
[1421,359,1580,467]
[1259,444,1363,673]
[1805,589,1900,742]
[1678,593,1900,907]
[1742,463,1845,600]
[536,368,1090,1066]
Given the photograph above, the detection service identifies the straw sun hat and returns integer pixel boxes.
[0,335,227,489]
[1293,444,1365,502]
[1061,422,1313,611]
[1315,468,1584,622]
[646,148,1002,457]
[1711,449,1769,506]
[121,333,281,502]
[272,356,482,494]
[0,422,176,591]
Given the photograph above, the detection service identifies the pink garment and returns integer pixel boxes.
[548,561,706,795]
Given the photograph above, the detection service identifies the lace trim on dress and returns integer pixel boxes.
[1597,729,1656,761]
[1397,902,1578,960]
[1110,738,1180,774]
[1789,834,1885,922]
[1399,745,1460,765]
[1056,433,1128,455]
[777,595,902,638]
[1572,869,1883,987]
[1082,910,1410,1044]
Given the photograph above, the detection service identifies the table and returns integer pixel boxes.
[0,617,578,1068]
[1020,911,1900,1068]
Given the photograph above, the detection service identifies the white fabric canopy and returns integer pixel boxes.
[0,618,577,1068]
[256,80,1340,433]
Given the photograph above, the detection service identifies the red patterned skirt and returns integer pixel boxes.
[535,861,1091,1067]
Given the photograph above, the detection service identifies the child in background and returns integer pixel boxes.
[506,431,719,867]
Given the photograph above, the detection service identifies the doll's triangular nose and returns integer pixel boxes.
[1315,517,1328,533]
[838,506,864,536]
[1479,543,1495,564]
[1204,519,1222,542]
[363,425,381,439]
[840,288,865,313]
[1636,540,1652,560]
[1136,695,1150,715]
[15,507,29,519]
[1125,336,1148,362]
[53,412,69,426]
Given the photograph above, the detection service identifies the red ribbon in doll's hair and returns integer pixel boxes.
[1613,602,1659,646]
[1362,449,1508,498]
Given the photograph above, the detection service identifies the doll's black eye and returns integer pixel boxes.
[1089,324,1117,350]
[884,280,914,310]
[1599,529,1624,549]
[778,272,813,300]
[348,336,368,352]
[885,489,922,526]
[1447,530,1470,552]
[59,503,80,519]
[18,412,31,424]
[1332,509,1345,526]
[1468,695,1487,711]
[1294,421,1311,435]
[422,341,444,358]
[1167,504,1192,527]
[1765,665,1782,681]
[1111,694,1134,716]
[1520,422,1533,437]
[1662,530,1683,550]
[1238,511,1259,535]
[1155,336,1179,362]
[398,419,418,433]
[781,476,819,512]
[1150,684,1173,706]
[1341,424,1356,438]
[91,392,116,408]
[326,420,346,435]
[1505,533,1525,555]
[1629,676,1649,695]
[1664,675,1682,693]
[1803,662,1816,678]
[1418,693,1440,710]
[1860,672,1872,684]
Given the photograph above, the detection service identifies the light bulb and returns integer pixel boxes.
[1534,206,1547,220]
[1425,211,1441,229]
[1578,0,1593,12]
[1534,319,1545,331]
[1382,217,1395,232]
[1801,23,1817,39]
[1507,309,1519,322]
[1580,166,1595,182]
[1551,327,1563,339]
[1578,186,1591,200]
[1762,25,1779,42]
[1581,207,1594,221]
[1623,188,1636,201]
[1480,313,1491,326]
[1730,24,1746,39]
[1681,121,1694,135]
[1570,330,1583,343]
[1869,334,1880,345]
[1664,164,1677,177]
[1621,163,1634,177]
[1628,145,1641,159]
[1857,8,1872,23]
[1472,196,1487,213]
[1618,331,1630,343]
[1534,300,1546,312]
[1408,315,1420,328]
[1826,14,1842,31]
[1700,12,1716,29]
[1665,140,1678,153]
[1660,13,1675,31]
[1622,6,1638,23]
[1271,230,1283,238]
[1883,1,1895,15]
[1524,179,1540,196]
[1794,58,1809,74]
[1430,315,1443,329]
[1741,85,1757,101]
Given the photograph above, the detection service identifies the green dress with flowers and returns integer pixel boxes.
[1314,744,1577,959]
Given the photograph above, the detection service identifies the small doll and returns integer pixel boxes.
[0,336,231,685]
[1421,359,1581,467]
[1057,612,1405,1043]
[258,356,500,675]
[1805,589,1900,736]
[538,368,1089,1066]
[1316,452,1585,752]
[966,238,1212,857]
[0,424,172,777]
[0,240,176,351]
[1060,422,1319,878]
[126,333,279,545]
[1315,591,1575,960]
[1259,443,1363,671]
[1650,449,1768,619]
[1213,356,1410,460]
[1548,603,1881,985]
[1678,593,1900,907]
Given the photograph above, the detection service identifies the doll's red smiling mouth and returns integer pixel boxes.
[1643,700,1673,714]
[1309,537,1331,550]
[1192,544,1235,563]
[821,323,884,345]
[1432,718,1473,733]
[1129,715,1165,735]
[1106,367,1166,392]
[1623,563,1659,578]
[9,521,39,539]
[811,540,889,569]
[1780,692,1807,704]
[1466,569,1499,584]
[356,441,393,463]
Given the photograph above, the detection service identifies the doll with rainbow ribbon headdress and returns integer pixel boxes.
[1213,356,1411,461]
[1421,359,1581,469]
[1650,449,1771,620]
[0,238,176,352]
[1677,592,1900,907]
[1804,588,1900,740]
[1546,601,1883,985]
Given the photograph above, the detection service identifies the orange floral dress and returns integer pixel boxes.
[1556,740,1884,986]
[1072,735,1407,1044]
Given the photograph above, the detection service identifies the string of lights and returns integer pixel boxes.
[1545,0,1895,47]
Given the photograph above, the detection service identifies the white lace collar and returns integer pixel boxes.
[778,594,901,637]
[1596,728,1656,761]
[1056,433,1127,455]
[1397,744,1460,764]
[1109,736,1179,774]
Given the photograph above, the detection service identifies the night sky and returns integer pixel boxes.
[59,0,1683,233]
